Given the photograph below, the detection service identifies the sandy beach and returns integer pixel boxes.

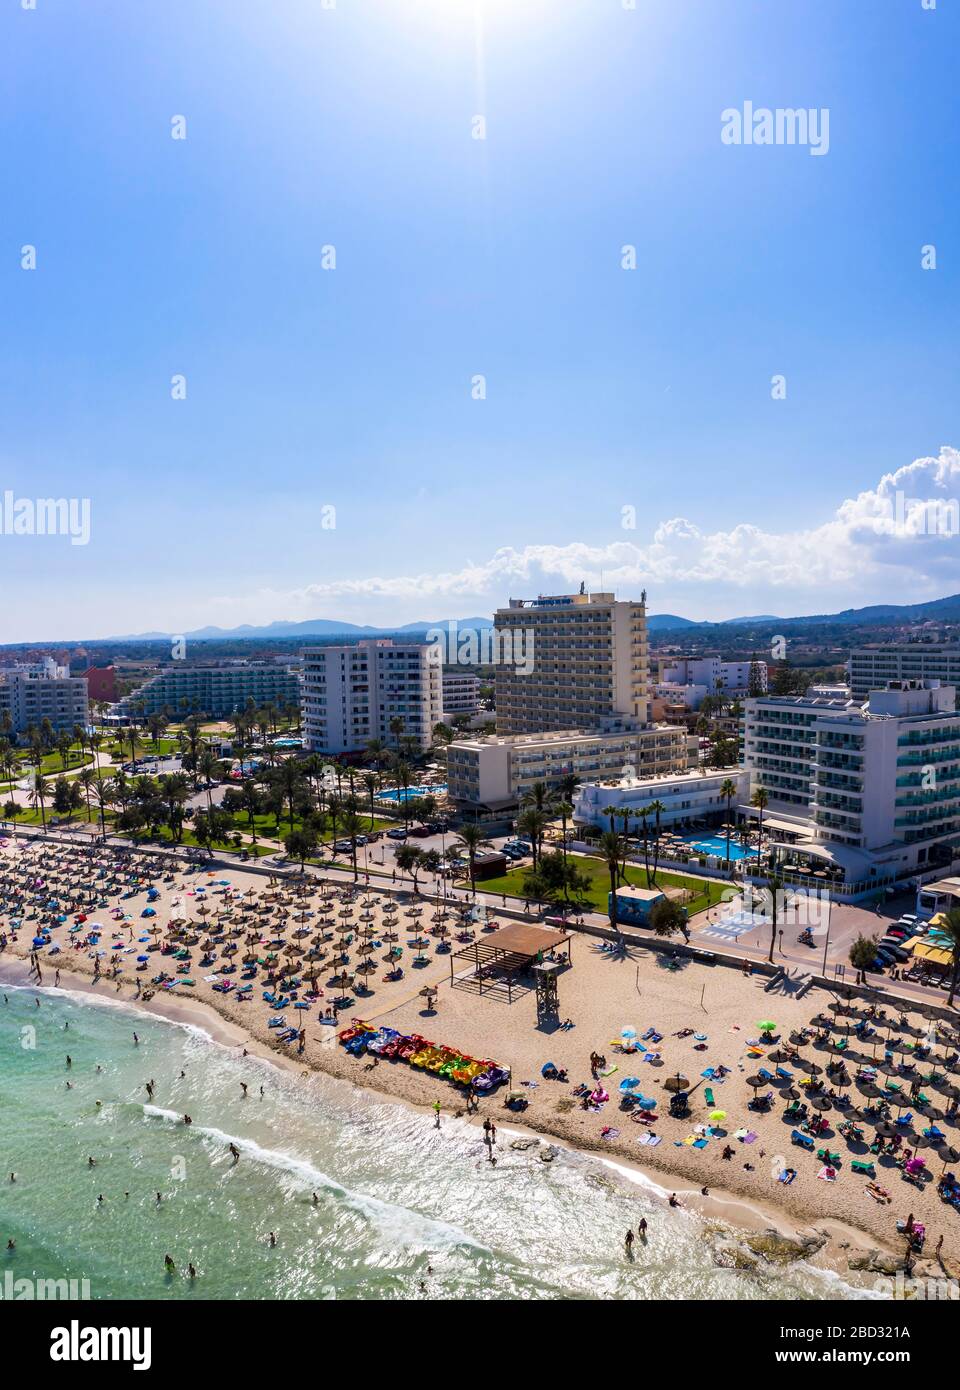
[3,835,959,1287]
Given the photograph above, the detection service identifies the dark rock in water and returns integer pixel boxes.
[714,1244,759,1271]
[744,1229,826,1265]
[847,1249,908,1275]
[510,1138,538,1152]
[539,1145,559,1163]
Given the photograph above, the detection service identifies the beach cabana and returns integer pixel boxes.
[449,922,572,1003]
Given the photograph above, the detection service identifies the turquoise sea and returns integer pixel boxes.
[0,983,874,1301]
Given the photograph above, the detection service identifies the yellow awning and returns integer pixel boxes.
[909,939,954,967]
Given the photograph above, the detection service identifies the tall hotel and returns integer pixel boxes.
[493,591,649,735]
[301,640,442,755]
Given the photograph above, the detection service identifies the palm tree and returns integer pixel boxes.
[750,787,769,875]
[849,933,878,986]
[361,771,380,828]
[31,771,50,830]
[599,829,625,944]
[388,716,405,758]
[365,738,387,773]
[648,799,666,886]
[942,909,960,1007]
[78,766,95,822]
[455,823,491,896]
[719,777,738,868]
[517,807,547,869]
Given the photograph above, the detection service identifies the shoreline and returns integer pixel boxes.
[0,951,908,1288]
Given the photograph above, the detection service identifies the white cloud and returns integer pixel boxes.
[203,446,960,623]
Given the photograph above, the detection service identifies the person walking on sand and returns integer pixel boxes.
[433,1100,441,1128]
[637,1217,647,1239]
[625,1229,634,1255]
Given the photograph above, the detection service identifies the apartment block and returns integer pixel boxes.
[0,660,89,736]
[301,640,442,755]
[849,645,960,703]
[493,591,648,735]
[447,716,696,812]
[441,671,481,720]
[742,681,960,877]
[117,663,301,719]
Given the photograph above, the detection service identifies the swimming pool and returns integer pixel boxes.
[377,784,447,803]
[675,832,753,862]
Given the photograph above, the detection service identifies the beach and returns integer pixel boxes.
[2,835,958,1290]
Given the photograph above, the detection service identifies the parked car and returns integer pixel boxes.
[387,828,407,840]
[333,840,353,853]
[407,825,431,838]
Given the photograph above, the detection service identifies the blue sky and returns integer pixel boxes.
[1,0,958,640]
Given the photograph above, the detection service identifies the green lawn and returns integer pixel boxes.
[479,854,727,918]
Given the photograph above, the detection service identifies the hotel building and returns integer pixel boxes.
[301,640,442,755]
[447,716,696,813]
[849,645,960,704]
[742,681,960,886]
[493,592,648,735]
[0,659,89,736]
[441,671,482,720]
[116,663,301,720]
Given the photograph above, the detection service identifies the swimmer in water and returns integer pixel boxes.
[229,1143,240,1163]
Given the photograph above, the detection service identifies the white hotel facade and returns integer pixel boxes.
[301,640,442,755]
[741,681,960,887]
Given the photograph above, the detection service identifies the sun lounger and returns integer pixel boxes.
[791,1129,814,1149]
[851,1160,875,1176]
[704,1087,715,1107]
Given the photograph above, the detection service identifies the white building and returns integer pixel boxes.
[573,767,750,834]
[493,591,648,734]
[301,640,442,755]
[0,659,89,736]
[441,671,481,720]
[447,717,696,812]
[660,655,766,699]
[742,681,960,886]
[849,644,960,703]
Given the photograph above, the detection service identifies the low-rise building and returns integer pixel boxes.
[447,717,696,813]
[573,766,750,833]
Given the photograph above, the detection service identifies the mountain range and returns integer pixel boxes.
[12,593,960,648]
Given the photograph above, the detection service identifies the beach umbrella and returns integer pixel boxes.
[758,1021,777,1033]
[768,1049,793,1064]
[874,1121,900,1139]
[857,1081,882,1100]
[708,1110,727,1125]
[918,1103,946,1122]
[329,971,353,990]
[936,1144,960,1170]
[800,1060,823,1076]
[809,1096,831,1112]
[789,1031,809,1047]
[746,1075,765,1091]
[779,1086,800,1101]
[663,1074,690,1093]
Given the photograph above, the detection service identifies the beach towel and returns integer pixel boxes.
[816,1166,837,1181]
[743,1132,758,1144]
[692,1138,708,1149]
[601,1128,620,1140]
[600,1066,618,1077]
